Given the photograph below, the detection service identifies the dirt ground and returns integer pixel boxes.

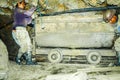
[8,61,85,80]
[7,61,120,80]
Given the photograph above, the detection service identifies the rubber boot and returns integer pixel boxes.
[22,53,28,60]
[16,53,27,65]
[15,56,21,65]
[26,52,37,65]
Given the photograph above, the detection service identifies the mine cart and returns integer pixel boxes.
[32,13,117,65]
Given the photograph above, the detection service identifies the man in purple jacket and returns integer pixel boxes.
[12,0,36,65]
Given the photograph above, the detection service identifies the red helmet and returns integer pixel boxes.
[103,9,118,24]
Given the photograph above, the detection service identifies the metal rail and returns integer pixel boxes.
[38,6,120,16]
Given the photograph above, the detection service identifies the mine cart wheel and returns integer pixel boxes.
[48,49,63,63]
[87,51,101,64]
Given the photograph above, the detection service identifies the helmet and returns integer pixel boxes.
[109,15,118,24]
[103,9,118,24]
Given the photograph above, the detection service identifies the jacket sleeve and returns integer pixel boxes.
[24,6,36,16]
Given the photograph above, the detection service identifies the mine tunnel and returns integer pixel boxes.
[1,0,120,80]
[0,0,118,62]
[0,0,120,64]
[0,15,19,58]
[0,9,19,61]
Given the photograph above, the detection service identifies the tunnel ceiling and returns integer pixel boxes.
[0,0,120,16]
[0,0,119,27]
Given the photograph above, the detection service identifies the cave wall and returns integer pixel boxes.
[0,15,19,60]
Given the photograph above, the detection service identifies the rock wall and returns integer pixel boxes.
[0,40,8,79]
[0,15,19,60]
[0,0,120,15]
[0,40,8,70]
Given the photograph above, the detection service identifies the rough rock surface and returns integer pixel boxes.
[0,40,8,79]
[7,62,120,80]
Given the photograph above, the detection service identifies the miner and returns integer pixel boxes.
[103,9,120,65]
[12,0,37,65]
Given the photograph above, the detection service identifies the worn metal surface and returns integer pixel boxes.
[35,14,114,48]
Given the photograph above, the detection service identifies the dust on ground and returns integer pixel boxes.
[8,61,85,80]
[8,61,120,80]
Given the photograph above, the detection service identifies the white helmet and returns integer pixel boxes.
[103,9,118,24]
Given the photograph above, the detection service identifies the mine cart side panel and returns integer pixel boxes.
[35,32,114,48]
[36,48,116,56]
[35,15,115,48]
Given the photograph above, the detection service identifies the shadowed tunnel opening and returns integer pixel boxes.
[0,15,19,61]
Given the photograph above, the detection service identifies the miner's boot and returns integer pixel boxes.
[15,55,21,65]
[26,52,37,65]
[22,53,28,60]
